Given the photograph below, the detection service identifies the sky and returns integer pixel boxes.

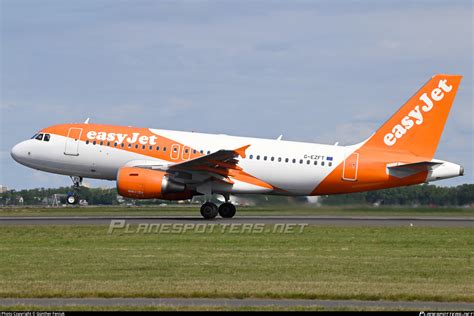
[1,0,472,190]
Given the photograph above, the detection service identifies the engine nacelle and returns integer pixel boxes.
[117,167,192,200]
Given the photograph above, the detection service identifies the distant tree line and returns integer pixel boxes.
[319,184,473,206]
[0,187,118,206]
[0,184,473,206]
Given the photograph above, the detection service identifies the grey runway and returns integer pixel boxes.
[0,297,473,310]
[0,215,473,227]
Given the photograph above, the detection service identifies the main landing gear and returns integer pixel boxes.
[199,194,237,219]
[67,176,83,205]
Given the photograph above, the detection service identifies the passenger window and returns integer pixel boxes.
[292,159,296,163]
[114,142,118,147]
[328,162,332,167]
[321,161,325,166]
[149,145,153,150]
[193,149,197,154]
[100,141,104,146]
[299,159,303,164]
[86,140,90,145]
[314,161,318,165]
[128,144,132,148]
[271,157,274,161]
[43,134,50,142]
[207,151,211,154]
[35,134,43,141]
[278,157,282,162]
[135,144,139,149]
[163,147,167,152]
[156,146,160,150]
[250,155,253,159]
[121,143,124,148]
[142,145,145,150]
[107,142,110,146]
[263,156,267,161]
[93,141,97,145]
[200,150,204,154]
[307,160,310,165]
[285,158,289,163]
[257,155,260,160]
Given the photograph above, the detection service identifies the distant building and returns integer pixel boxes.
[116,195,125,203]
[16,196,24,205]
[0,185,8,193]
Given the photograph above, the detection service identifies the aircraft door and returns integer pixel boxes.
[64,127,82,156]
[342,152,359,181]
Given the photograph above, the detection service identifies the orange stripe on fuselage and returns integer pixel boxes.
[42,123,202,163]
[42,123,276,190]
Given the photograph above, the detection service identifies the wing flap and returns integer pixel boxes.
[168,144,250,174]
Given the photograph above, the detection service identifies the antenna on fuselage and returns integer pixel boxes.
[277,135,283,141]
[84,118,90,124]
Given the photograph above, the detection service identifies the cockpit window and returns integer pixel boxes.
[31,133,38,139]
[35,134,44,141]
[43,134,50,142]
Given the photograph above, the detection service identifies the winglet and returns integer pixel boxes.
[234,144,251,158]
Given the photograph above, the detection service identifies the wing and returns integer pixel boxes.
[165,145,251,185]
[127,144,267,187]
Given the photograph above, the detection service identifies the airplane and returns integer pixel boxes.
[11,74,464,218]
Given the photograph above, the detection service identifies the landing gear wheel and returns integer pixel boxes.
[200,202,218,219]
[218,202,236,218]
[67,194,79,205]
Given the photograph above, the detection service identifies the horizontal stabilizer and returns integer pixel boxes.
[387,161,442,178]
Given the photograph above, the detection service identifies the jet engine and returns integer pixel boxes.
[117,167,192,200]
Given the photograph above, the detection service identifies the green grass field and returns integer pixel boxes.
[0,225,472,303]
[1,205,473,217]
[0,305,416,312]
[0,305,424,311]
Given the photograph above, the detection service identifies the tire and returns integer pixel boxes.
[67,194,79,205]
[200,202,218,219]
[218,202,236,218]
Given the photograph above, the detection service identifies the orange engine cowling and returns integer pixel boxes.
[117,167,193,200]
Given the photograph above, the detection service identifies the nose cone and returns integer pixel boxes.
[11,141,29,164]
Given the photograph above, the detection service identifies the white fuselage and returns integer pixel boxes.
[12,128,354,195]
[11,124,462,197]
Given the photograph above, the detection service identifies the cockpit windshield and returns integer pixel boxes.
[32,133,51,141]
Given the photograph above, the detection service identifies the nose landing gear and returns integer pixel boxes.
[67,176,83,205]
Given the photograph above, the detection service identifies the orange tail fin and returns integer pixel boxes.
[364,74,462,159]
